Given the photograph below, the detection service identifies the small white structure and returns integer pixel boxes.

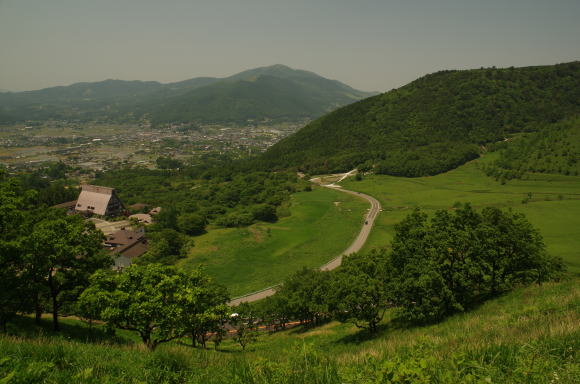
[129,213,153,225]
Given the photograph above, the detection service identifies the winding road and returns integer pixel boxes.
[229,173,381,306]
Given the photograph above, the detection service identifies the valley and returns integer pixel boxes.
[2,61,579,384]
[0,120,305,173]
[180,186,368,297]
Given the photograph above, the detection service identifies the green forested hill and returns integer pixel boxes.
[149,74,368,125]
[147,64,374,124]
[0,78,216,123]
[0,65,373,124]
[261,61,580,176]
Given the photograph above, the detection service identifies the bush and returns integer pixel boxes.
[177,213,206,236]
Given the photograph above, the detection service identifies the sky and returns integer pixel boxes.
[0,0,579,92]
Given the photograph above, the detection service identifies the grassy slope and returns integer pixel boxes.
[2,154,579,383]
[177,186,368,296]
[341,154,580,272]
[2,277,578,383]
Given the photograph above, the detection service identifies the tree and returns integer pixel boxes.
[258,295,291,332]
[177,213,206,236]
[231,302,260,351]
[156,156,183,170]
[330,251,392,333]
[477,207,563,294]
[389,205,563,323]
[251,203,277,222]
[25,209,110,331]
[138,228,189,265]
[152,205,178,230]
[0,179,33,331]
[79,264,184,350]
[177,269,230,349]
[275,267,331,325]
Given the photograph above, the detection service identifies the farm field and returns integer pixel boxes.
[341,154,580,272]
[0,123,142,138]
[178,186,368,297]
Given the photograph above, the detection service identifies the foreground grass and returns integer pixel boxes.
[341,155,580,272]
[2,277,578,383]
[178,187,367,296]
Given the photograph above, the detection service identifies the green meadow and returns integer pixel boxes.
[179,154,580,297]
[178,186,368,296]
[341,154,580,272]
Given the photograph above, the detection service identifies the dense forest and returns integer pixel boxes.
[6,162,78,207]
[94,166,304,227]
[481,116,580,181]
[261,61,580,176]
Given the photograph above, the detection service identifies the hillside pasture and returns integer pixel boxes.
[341,155,580,272]
[178,187,368,296]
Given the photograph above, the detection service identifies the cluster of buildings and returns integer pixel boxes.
[55,184,160,270]
[1,121,306,174]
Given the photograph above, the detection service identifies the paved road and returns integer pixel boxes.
[318,185,381,270]
[229,179,381,306]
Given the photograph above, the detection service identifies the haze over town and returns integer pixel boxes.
[1,0,579,92]
[1,1,579,382]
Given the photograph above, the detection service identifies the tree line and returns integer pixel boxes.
[0,173,108,332]
[258,204,564,333]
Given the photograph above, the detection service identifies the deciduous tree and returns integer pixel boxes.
[26,209,109,331]
[330,250,392,333]
[79,264,184,350]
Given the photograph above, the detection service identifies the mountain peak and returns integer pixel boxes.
[0,64,374,125]
[265,64,293,70]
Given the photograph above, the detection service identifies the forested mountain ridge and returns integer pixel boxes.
[148,73,371,125]
[261,61,580,176]
[0,65,374,124]
[0,78,219,123]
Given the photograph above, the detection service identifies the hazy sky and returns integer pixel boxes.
[1,0,579,92]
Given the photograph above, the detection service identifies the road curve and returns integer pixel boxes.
[229,181,381,306]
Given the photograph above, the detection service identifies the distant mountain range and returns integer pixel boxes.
[261,61,580,177]
[0,65,375,125]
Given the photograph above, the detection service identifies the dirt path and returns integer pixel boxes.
[229,175,381,306]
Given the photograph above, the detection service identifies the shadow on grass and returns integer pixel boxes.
[7,315,133,346]
[287,319,332,335]
[333,321,405,345]
[333,292,513,345]
[173,339,243,354]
